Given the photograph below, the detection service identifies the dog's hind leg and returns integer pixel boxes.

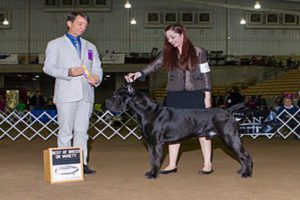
[145,143,164,179]
[221,131,253,178]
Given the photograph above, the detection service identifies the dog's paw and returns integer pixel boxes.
[241,171,252,178]
[239,169,252,178]
[144,171,158,179]
[237,168,252,178]
[144,171,151,177]
[146,174,157,179]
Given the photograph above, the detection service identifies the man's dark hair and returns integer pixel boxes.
[67,12,90,24]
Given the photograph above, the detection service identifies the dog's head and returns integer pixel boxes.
[105,84,136,114]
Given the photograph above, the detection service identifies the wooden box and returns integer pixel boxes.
[44,147,84,184]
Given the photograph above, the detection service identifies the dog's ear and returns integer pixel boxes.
[126,83,135,94]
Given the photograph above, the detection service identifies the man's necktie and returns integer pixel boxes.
[74,39,81,58]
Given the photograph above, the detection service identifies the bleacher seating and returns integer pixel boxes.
[152,85,232,102]
[241,68,300,96]
[152,88,166,103]
[151,68,300,103]
[212,85,231,96]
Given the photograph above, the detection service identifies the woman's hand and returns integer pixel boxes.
[124,72,142,82]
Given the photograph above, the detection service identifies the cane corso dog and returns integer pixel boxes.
[105,84,253,179]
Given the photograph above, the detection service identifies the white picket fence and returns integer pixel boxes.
[0,109,299,141]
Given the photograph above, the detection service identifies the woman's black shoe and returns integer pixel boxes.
[159,168,177,174]
[199,169,214,175]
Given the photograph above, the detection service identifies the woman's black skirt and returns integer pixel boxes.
[164,90,205,109]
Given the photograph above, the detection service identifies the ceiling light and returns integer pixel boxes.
[124,1,131,8]
[254,1,261,9]
[130,18,137,25]
[240,18,246,25]
[3,18,9,25]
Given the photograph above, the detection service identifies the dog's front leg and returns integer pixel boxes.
[145,143,163,179]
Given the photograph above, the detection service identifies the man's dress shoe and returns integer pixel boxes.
[84,165,96,174]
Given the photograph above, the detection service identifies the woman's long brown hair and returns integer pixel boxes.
[163,24,198,71]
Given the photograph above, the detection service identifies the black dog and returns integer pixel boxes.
[105,84,253,179]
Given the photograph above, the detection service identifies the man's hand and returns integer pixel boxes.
[68,67,84,77]
[87,74,100,86]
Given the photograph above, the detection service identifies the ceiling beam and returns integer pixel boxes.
[284,0,300,2]
[177,0,300,15]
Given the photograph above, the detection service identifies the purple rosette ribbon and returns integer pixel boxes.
[88,49,93,60]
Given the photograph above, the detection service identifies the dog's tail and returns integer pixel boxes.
[226,103,245,113]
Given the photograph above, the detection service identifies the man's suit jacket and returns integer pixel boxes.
[43,35,103,103]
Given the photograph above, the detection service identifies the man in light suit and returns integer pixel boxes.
[43,12,103,174]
